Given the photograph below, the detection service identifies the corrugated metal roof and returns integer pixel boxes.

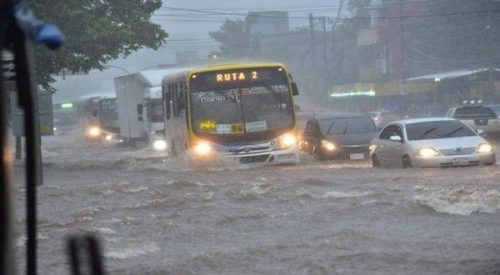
[136,68,190,86]
[407,68,500,81]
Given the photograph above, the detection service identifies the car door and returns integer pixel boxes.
[374,124,393,165]
[383,123,406,167]
[376,124,403,167]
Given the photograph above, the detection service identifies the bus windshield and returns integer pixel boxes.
[190,67,294,138]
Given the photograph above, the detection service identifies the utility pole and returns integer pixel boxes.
[321,16,329,108]
[322,16,327,71]
[399,0,407,95]
[309,13,317,69]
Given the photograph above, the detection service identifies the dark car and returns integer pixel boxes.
[300,114,378,160]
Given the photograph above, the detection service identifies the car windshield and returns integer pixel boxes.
[453,106,497,119]
[318,117,377,135]
[148,98,163,123]
[7,1,500,275]
[406,120,476,140]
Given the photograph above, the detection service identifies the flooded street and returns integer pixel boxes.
[9,136,500,274]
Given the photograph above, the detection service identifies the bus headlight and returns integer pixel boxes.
[87,126,101,137]
[417,147,440,158]
[153,139,168,151]
[477,143,492,153]
[321,140,336,151]
[278,133,297,149]
[193,141,212,155]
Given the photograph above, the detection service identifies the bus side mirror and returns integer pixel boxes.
[291,82,299,96]
[477,129,485,136]
[137,104,143,122]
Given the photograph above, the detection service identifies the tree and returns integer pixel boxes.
[209,18,260,59]
[31,0,167,91]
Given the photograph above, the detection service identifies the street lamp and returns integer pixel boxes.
[102,65,129,73]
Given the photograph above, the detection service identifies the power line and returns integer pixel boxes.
[155,7,500,22]
[159,0,455,13]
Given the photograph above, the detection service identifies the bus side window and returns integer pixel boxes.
[173,82,185,118]
[178,83,186,116]
[173,83,179,118]
[164,84,171,120]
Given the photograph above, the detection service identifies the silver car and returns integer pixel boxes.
[370,118,496,168]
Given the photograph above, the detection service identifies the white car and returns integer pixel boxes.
[370,118,496,168]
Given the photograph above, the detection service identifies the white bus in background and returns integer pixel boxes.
[114,68,186,149]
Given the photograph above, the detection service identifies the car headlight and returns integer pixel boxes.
[152,139,167,151]
[87,126,100,137]
[417,147,440,158]
[193,141,212,155]
[321,140,336,151]
[369,144,376,153]
[477,143,493,153]
[277,133,297,149]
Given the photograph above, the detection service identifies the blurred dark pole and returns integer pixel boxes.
[0,3,14,275]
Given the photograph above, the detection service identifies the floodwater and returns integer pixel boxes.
[11,133,500,274]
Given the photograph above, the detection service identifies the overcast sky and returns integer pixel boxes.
[109,0,343,70]
[54,0,343,102]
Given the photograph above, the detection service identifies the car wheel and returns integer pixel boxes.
[402,155,412,168]
[313,147,324,161]
[371,154,381,167]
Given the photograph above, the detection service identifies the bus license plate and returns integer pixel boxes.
[350,153,365,160]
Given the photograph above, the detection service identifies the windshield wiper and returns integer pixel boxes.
[326,121,336,135]
[342,121,349,134]
[416,127,437,140]
[440,127,464,138]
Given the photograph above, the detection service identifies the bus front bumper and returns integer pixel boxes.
[223,145,300,165]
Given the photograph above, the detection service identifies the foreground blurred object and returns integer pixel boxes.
[68,235,106,275]
[370,118,496,168]
[1,1,63,274]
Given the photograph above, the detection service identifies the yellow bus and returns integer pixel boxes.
[161,62,301,164]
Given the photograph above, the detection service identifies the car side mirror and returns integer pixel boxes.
[477,129,485,136]
[291,82,299,96]
[389,135,402,142]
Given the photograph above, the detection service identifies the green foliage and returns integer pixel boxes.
[32,0,167,91]
[209,18,260,59]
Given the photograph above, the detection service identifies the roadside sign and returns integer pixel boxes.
[9,84,54,137]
